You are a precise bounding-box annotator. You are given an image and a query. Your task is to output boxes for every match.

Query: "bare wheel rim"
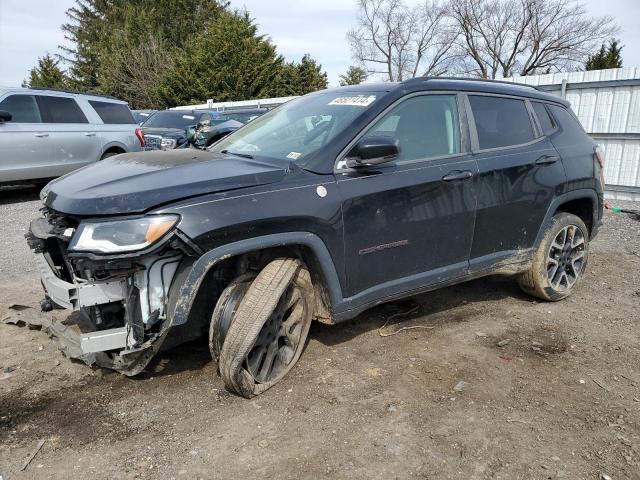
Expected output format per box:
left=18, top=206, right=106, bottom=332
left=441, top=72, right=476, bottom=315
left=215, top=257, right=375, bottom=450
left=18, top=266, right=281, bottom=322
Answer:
left=546, top=224, right=586, bottom=291
left=245, top=284, right=306, bottom=384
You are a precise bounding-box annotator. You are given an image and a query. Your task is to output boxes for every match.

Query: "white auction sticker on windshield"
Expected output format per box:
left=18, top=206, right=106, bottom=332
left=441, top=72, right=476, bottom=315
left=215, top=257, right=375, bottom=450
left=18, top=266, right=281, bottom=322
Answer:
left=287, top=151, right=302, bottom=160
left=182, top=115, right=195, bottom=120
left=328, top=95, right=376, bottom=107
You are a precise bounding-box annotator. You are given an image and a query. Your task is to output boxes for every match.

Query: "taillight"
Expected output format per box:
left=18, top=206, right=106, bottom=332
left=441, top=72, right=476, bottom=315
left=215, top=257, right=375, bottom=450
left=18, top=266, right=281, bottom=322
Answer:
left=135, top=128, right=145, bottom=148
left=594, top=145, right=605, bottom=188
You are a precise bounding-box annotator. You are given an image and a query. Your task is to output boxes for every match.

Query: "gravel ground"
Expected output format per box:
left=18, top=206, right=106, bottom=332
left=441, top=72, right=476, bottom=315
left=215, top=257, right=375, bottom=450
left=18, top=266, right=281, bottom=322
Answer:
left=1, top=186, right=639, bottom=480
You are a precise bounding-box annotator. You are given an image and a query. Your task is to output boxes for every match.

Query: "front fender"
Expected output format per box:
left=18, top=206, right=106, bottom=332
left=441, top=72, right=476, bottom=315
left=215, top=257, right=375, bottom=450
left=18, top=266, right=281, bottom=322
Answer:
left=168, top=232, right=343, bottom=326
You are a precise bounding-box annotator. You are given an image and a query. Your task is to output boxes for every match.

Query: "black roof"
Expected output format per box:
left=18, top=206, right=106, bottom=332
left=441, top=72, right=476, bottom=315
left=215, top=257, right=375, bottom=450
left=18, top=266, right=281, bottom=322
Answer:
left=329, top=77, right=569, bottom=106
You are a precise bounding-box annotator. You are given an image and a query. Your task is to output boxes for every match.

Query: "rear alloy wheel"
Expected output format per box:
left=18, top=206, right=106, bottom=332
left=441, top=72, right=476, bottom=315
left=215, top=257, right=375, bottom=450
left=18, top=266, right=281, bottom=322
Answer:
left=217, top=259, right=313, bottom=397
left=518, top=212, right=589, bottom=301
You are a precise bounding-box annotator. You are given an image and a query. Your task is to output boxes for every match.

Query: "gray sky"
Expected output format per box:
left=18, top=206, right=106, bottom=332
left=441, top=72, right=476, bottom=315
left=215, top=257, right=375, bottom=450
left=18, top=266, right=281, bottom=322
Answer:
left=1, top=0, right=639, bottom=88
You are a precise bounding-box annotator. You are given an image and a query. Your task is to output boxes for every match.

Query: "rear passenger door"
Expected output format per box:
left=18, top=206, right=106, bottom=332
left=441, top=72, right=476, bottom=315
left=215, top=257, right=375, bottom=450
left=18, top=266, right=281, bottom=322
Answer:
left=466, top=94, right=566, bottom=271
left=0, top=93, right=51, bottom=182
left=36, top=95, right=101, bottom=176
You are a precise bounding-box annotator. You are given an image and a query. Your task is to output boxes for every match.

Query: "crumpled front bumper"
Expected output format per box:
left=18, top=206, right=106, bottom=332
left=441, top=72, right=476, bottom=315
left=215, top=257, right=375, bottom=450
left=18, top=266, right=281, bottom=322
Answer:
left=36, top=254, right=127, bottom=311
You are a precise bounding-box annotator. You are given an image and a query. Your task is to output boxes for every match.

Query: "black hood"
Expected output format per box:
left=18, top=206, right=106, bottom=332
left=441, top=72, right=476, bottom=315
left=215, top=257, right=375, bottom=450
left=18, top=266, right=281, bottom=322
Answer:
left=42, top=149, right=289, bottom=216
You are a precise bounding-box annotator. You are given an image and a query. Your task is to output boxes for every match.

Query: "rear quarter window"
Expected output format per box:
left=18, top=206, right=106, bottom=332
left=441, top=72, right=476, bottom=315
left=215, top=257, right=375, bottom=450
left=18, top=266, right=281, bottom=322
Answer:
left=547, top=105, right=587, bottom=137
left=469, top=95, right=535, bottom=150
left=89, top=100, right=136, bottom=124
left=532, top=102, right=556, bottom=135
left=37, top=95, right=88, bottom=124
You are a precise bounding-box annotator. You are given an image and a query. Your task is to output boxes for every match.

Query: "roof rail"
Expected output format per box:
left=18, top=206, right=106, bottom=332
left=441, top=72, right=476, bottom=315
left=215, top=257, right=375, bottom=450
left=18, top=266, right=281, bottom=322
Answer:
left=27, top=86, right=122, bottom=101
left=404, top=76, right=540, bottom=91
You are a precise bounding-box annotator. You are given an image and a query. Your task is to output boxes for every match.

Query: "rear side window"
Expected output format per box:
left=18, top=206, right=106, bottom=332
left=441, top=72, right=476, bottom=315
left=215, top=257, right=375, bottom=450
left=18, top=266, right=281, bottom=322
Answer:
left=469, top=95, right=535, bottom=150
left=0, top=95, right=41, bottom=123
left=37, top=96, right=88, bottom=124
left=532, top=102, right=556, bottom=135
left=89, top=100, right=135, bottom=124
left=547, top=105, right=587, bottom=137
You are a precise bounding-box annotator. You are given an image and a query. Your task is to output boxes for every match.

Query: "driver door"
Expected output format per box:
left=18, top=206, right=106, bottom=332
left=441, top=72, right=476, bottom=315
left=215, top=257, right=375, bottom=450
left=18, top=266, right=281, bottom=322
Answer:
left=336, top=93, right=478, bottom=299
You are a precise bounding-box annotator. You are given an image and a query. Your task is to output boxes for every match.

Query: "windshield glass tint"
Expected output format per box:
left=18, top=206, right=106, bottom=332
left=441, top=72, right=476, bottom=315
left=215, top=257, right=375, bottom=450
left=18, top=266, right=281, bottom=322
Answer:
left=210, top=92, right=378, bottom=162
left=142, top=111, right=197, bottom=129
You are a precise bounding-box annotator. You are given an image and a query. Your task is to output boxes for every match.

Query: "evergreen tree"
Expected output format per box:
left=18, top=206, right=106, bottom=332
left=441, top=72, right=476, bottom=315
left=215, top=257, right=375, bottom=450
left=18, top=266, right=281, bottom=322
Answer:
left=23, top=54, right=69, bottom=89
left=585, top=39, right=623, bottom=70
left=296, top=54, right=328, bottom=94
left=339, top=66, right=368, bottom=86
left=159, top=11, right=286, bottom=105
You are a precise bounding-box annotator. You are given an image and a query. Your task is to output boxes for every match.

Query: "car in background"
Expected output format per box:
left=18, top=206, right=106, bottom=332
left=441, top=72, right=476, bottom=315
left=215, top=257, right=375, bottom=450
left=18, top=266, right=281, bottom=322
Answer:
left=132, top=109, right=157, bottom=125
left=0, top=87, right=143, bottom=184
left=188, top=108, right=268, bottom=149
left=141, top=110, right=218, bottom=150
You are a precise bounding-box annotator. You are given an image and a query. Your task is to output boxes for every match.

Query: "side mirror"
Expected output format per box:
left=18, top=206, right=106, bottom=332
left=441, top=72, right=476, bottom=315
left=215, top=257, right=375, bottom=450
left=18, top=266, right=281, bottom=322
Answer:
left=0, top=110, right=12, bottom=123
left=346, top=136, right=399, bottom=168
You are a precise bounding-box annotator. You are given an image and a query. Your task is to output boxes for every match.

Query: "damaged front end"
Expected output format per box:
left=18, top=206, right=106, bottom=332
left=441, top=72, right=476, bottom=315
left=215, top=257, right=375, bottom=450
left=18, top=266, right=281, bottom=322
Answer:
left=25, top=208, right=200, bottom=375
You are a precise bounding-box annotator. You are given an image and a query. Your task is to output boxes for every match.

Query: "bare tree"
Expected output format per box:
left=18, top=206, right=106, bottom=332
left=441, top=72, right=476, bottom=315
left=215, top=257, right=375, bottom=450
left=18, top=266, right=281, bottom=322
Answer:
left=450, top=0, right=618, bottom=78
left=347, top=0, right=457, bottom=82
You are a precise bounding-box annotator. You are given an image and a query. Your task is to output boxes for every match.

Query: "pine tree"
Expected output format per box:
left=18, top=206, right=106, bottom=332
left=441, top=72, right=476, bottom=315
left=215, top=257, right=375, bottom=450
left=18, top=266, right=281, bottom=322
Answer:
left=339, top=66, right=368, bottom=86
left=159, top=11, right=286, bottom=105
left=585, top=39, right=623, bottom=71
left=296, top=54, right=328, bottom=94
left=23, top=54, right=69, bottom=89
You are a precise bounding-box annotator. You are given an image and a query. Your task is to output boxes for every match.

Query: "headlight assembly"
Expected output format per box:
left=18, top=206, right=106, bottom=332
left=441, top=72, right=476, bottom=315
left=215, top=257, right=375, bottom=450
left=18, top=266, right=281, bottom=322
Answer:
left=69, top=215, right=179, bottom=253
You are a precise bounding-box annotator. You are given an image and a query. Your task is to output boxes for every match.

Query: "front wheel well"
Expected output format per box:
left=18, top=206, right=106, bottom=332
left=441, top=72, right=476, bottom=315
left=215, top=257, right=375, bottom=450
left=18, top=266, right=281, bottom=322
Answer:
left=179, top=244, right=335, bottom=331
left=554, top=197, right=594, bottom=235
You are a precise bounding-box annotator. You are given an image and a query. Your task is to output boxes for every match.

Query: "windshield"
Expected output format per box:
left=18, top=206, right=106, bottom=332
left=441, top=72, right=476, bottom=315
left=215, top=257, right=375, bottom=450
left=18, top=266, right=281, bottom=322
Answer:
left=142, top=111, right=198, bottom=129
left=209, top=92, right=378, bottom=162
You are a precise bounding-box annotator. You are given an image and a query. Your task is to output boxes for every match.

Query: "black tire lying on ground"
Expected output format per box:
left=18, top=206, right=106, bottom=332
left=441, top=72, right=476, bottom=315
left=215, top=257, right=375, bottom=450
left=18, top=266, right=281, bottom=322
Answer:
left=217, top=258, right=313, bottom=398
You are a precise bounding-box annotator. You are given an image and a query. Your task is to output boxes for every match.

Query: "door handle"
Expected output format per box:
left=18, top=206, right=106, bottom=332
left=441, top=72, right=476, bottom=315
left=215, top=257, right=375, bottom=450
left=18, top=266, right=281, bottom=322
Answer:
left=442, top=170, right=473, bottom=182
left=34, top=133, right=49, bottom=138
left=535, top=154, right=559, bottom=165
left=84, top=132, right=96, bottom=137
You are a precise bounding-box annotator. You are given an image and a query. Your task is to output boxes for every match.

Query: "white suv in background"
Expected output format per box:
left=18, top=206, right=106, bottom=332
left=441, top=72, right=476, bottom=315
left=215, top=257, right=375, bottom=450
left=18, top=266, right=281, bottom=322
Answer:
left=0, top=87, right=144, bottom=184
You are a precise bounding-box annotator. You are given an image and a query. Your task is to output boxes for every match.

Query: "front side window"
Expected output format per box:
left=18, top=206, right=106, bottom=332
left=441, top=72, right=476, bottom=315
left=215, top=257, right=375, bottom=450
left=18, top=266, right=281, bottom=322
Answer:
left=0, top=95, right=41, bottom=123
left=360, top=94, right=460, bottom=163
left=89, top=100, right=135, bottom=124
left=37, top=96, right=88, bottom=124
left=469, top=95, right=534, bottom=150
left=210, top=92, right=380, bottom=162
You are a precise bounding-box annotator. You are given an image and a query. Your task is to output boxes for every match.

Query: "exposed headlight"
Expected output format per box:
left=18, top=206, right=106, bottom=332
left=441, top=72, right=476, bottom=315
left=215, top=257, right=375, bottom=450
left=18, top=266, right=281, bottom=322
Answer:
left=161, top=138, right=177, bottom=150
left=69, top=215, right=179, bottom=253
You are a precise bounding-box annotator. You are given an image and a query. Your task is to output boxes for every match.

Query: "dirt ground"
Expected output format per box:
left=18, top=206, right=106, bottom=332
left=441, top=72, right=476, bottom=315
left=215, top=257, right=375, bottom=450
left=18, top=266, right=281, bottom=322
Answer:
left=1, top=190, right=639, bottom=479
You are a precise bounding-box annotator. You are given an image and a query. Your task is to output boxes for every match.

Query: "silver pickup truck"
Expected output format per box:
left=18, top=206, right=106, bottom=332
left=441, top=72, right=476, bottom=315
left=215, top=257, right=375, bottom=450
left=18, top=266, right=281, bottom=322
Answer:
left=0, top=87, right=144, bottom=184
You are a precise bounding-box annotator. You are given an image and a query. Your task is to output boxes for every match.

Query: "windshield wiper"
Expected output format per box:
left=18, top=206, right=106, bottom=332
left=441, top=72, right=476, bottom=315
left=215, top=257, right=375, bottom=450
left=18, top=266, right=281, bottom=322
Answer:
left=221, top=149, right=254, bottom=159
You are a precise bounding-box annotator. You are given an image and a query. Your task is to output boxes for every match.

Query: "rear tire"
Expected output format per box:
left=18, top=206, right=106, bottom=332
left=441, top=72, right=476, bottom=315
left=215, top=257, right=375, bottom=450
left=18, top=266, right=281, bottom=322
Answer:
left=217, top=258, right=313, bottom=398
left=518, top=212, right=589, bottom=301
left=100, top=151, right=120, bottom=160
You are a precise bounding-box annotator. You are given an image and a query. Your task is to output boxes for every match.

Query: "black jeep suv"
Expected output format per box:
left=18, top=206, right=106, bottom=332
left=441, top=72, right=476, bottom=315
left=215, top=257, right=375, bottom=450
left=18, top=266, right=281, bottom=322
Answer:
left=27, top=78, right=603, bottom=397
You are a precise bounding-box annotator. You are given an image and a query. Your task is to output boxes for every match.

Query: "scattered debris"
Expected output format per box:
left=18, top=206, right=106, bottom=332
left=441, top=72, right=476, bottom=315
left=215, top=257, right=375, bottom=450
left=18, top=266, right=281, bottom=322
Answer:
left=496, top=339, right=511, bottom=347
left=579, top=379, right=586, bottom=384
left=258, top=440, right=269, bottom=448
left=378, top=306, right=435, bottom=337
left=532, top=341, right=544, bottom=348
left=453, top=380, right=467, bottom=392
left=592, top=377, right=611, bottom=392
left=600, top=474, right=612, bottom=480
left=475, top=331, right=488, bottom=338
left=387, top=404, right=397, bottom=412
left=3, top=366, right=15, bottom=374
left=21, top=439, right=46, bottom=471
left=498, top=354, right=513, bottom=361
